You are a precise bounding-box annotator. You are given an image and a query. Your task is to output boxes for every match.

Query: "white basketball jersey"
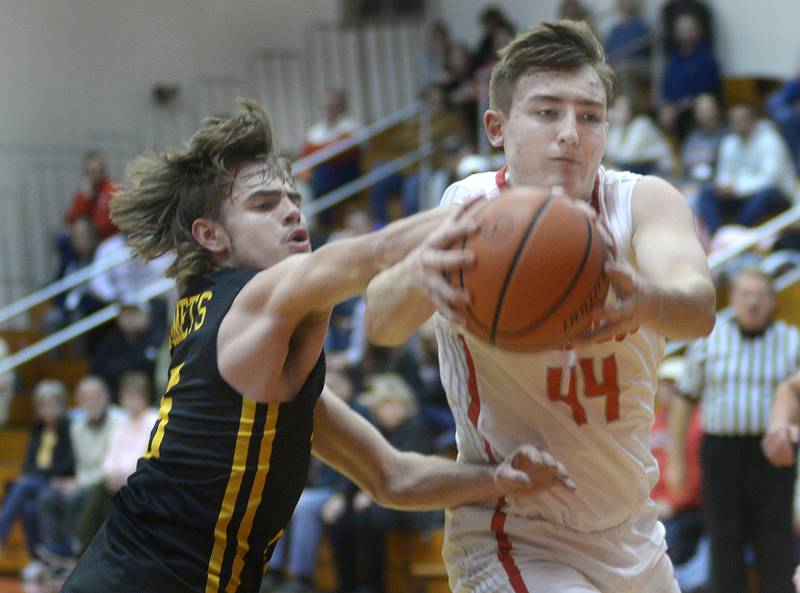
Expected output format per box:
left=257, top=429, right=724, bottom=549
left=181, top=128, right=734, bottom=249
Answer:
left=436, top=166, right=664, bottom=532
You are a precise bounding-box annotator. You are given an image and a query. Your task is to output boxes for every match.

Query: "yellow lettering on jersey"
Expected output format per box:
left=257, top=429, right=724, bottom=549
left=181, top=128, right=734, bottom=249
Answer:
left=205, top=399, right=257, bottom=593
left=226, top=403, right=280, bottom=593
left=195, top=291, right=211, bottom=330
left=169, top=290, right=213, bottom=349
left=144, top=363, right=183, bottom=460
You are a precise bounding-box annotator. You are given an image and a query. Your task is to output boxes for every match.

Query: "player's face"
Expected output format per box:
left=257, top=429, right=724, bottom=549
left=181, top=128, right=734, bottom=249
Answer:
left=485, top=66, right=608, bottom=200
left=221, top=161, right=310, bottom=270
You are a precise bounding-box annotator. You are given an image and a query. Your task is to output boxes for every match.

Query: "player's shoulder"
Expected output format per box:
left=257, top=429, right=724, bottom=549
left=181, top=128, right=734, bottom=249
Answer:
left=440, top=171, right=499, bottom=207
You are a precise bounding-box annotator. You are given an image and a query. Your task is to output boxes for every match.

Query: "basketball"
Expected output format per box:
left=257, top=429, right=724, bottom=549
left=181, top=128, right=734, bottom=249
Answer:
left=451, top=186, right=610, bottom=351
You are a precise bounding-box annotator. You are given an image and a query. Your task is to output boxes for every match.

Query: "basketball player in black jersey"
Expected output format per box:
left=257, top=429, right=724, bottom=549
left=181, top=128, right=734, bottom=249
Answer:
left=60, top=100, right=573, bottom=593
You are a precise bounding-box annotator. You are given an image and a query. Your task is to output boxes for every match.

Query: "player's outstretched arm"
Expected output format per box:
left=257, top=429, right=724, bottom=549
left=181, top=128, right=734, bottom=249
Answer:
left=581, top=176, right=715, bottom=343
left=218, top=204, right=478, bottom=402
left=762, top=371, right=800, bottom=466
left=312, top=387, right=574, bottom=510
left=365, top=195, right=483, bottom=347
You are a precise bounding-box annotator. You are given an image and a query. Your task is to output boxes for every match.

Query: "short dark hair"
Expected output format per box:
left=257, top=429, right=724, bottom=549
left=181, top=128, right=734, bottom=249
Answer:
left=489, top=19, right=616, bottom=114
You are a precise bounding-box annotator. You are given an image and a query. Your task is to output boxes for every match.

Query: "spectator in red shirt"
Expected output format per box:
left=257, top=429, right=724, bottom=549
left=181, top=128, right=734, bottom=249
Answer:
left=66, top=151, right=118, bottom=240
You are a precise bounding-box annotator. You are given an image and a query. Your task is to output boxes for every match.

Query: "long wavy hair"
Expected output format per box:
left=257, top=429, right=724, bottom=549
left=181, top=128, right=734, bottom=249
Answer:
left=111, top=99, right=292, bottom=288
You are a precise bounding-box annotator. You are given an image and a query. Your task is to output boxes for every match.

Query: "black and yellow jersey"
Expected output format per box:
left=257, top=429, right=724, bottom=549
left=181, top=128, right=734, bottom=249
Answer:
left=62, top=267, right=325, bottom=593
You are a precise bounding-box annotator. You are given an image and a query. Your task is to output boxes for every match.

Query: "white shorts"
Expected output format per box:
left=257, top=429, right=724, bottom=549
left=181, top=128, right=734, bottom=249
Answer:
left=443, top=499, right=679, bottom=593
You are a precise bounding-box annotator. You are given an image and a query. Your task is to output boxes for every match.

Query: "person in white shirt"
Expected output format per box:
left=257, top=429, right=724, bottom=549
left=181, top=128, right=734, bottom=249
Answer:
left=695, top=102, right=797, bottom=234
left=365, top=20, right=715, bottom=593
left=605, top=93, right=675, bottom=177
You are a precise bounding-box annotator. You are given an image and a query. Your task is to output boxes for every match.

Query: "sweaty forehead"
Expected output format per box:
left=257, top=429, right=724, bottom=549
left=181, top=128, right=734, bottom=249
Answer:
left=512, top=66, right=607, bottom=106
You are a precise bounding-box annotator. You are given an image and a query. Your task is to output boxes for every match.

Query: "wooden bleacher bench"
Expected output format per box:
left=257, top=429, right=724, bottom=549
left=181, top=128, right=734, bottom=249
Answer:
left=0, top=428, right=29, bottom=575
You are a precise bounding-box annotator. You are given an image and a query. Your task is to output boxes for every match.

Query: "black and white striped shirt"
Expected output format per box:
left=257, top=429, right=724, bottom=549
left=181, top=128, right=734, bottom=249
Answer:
left=678, top=316, right=800, bottom=436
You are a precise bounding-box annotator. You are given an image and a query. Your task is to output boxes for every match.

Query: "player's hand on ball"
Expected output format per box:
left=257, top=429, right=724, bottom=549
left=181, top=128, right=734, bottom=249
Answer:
left=494, top=444, right=576, bottom=495
left=761, top=423, right=799, bottom=467
left=576, top=260, right=651, bottom=345
left=411, top=195, right=484, bottom=323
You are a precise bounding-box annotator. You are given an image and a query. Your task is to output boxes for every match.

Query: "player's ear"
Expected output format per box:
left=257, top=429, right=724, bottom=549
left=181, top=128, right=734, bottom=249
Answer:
left=192, top=218, right=229, bottom=255
left=484, top=109, right=504, bottom=148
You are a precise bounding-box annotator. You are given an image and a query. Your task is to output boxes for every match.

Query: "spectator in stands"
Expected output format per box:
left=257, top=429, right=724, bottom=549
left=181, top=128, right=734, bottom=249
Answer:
left=558, top=0, right=592, bottom=24
left=72, top=371, right=157, bottom=554
left=328, top=374, right=438, bottom=593
left=90, top=299, right=161, bottom=396
left=65, top=151, right=118, bottom=241
left=658, top=11, right=721, bottom=140
left=652, top=358, right=708, bottom=592
left=441, top=43, right=480, bottom=146
left=87, top=230, right=172, bottom=346
left=660, top=0, right=714, bottom=54
left=767, top=66, right=800, bottom=173
left=0, top=380, right=73, bottom=582
left=37, top=376, right=123, bottom=564
left=473, top=6, right=514, bottom=71
left=0, top=337, right=14, bottom=426
left=604, top=0, right=652, bottom=102
left=45, top=217, right=105, bottom=353
left=300, top=89, right=361, bottom=226
left=680, top=93, right=725, bottom=188
left=606, top=93, right=674, bottom=176
left=694, top=103, right=796, bottom=234
left=670, top=267, right=798, bottom=593
left=421, top=21, right=451, bottom=87
left=262, top=369, right=358, bottom=593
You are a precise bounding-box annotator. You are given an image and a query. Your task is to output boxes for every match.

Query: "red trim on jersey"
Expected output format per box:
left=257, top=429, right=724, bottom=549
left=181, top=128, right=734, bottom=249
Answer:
left=494, top=164, right=601, bottom=213
left=458, top=334, right=496, bottom=464
left=491, top=498, right=530, bottom=593
left=457, top=334, right=530, bottom=593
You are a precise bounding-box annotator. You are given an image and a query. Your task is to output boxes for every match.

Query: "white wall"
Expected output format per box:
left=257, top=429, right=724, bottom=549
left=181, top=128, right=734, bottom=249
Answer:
left=0, top=0, right=339, bottom=148
left=433, top=0, right=799, bottom=78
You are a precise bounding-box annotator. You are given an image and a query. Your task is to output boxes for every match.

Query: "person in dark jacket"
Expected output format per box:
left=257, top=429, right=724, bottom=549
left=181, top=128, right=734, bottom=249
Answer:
left=0, top=380, right=74, bottom=580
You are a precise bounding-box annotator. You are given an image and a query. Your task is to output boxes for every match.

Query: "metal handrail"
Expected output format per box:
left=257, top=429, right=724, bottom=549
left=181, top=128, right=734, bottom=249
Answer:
left=0, top=278, right=174, bottom=376
left=0, top=247, right=132, bottom=325
left=0, top=101, right=425, bottom=327
left=292, top=101, right=422, bottom=176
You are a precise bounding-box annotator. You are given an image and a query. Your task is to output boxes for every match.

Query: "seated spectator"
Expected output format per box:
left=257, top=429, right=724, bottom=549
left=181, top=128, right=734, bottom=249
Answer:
left=65, top=150, right=118, bottom=241
left=680, top=93, right=726, bottom=189
left=606, top=93, right=674, bottom=176
left=652, top=358, right=708, bottom=592
left=87, top=230, right=172, bottom=338
left=46, top=217, right=105, bottom=353
left=660, top=0, right=714, bottom=54
left=558, top=0, right=592, bottom=25
left=299, top=89, right=361, bottom=226
left=441, top=43, right=480, bottom=146
left=328, top=374, right=439, bottom=593
left=695, top=103, right=797, bottom=234
left=767, top=66, right=800, bottom=172
left=0, top=380, right=73, bottom=582
left=658, top=11, right=721, bottom=141
left=90, top=300, right=162, bottom=396
left=473, top=5, right=514, bottom=71
left=604, top=0, right=652, bottom=103
left=37, top=376, right=123, bottom=564
left=263, top=369, right=358, bottom=593
left=71, top=371, right=157, bottom=554
left=421, top=21, right=451, bottom=87
left=0, top=337, right=13, bottom=426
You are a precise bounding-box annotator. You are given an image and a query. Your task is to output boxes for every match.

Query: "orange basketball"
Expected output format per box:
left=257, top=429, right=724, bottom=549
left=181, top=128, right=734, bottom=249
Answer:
left=451, top=186, right=609, bottom=351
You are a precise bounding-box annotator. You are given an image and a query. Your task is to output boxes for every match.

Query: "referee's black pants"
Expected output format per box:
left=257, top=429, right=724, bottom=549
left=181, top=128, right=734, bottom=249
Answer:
left=701, top=434, right=796, bottom=593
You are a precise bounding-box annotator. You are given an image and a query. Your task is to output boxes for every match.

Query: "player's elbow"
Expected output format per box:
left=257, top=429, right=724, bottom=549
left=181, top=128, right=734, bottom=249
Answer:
left=694, top=283, right=717, bottom=337
left=370, top=451, right=416, bottom=509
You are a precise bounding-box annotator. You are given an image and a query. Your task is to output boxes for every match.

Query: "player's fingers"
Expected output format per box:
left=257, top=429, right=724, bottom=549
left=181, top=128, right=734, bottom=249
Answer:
left=456, top=193, right=487, bottom=218
left=495, top=466, right=532, bottom=489
left=604, top=261, right=636, bottom=294
left=421, top=248, right=476, bottom=273
left=429, top=218, right=479, bottom=249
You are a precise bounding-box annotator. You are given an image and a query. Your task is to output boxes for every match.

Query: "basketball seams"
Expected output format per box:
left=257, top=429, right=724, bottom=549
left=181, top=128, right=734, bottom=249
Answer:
left=488, top=196, right=554, bottom=345
left=495, top=213, right=595, bottom=341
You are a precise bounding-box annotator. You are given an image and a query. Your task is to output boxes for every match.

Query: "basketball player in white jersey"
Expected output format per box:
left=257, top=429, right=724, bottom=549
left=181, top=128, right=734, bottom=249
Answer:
left=364, top=20, right=715, bottom=593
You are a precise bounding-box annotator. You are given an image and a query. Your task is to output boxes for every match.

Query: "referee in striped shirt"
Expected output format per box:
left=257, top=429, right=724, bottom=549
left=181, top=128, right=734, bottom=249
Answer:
left=669, top=267, right=798, bottom=593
